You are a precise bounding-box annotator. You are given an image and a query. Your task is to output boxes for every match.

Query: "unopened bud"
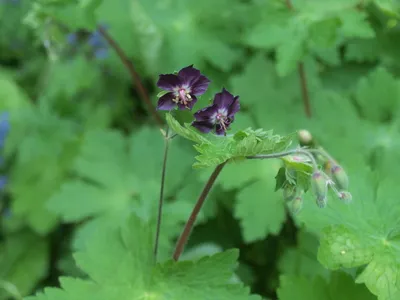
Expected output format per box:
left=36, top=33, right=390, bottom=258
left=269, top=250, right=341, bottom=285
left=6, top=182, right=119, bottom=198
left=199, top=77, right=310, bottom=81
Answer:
left=337, top=191, right=352, bottom=204
left=291, top=195, right=303, bottom=215
left=283, top=184, right=296, bottom=202
left=330, top=164, right=349, bottom=190
left=298, top=129, right=313, bottom=146
left=311, top=171, right=328, bottom=208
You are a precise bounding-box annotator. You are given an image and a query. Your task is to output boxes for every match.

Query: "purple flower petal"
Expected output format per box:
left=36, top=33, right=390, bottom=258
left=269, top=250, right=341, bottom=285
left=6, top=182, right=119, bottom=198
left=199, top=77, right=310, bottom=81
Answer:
left=213, top=88, right=236, bottom=109
left=177, top=95, right=198, bottom=110
left=191, top=75, right=211, bottom=96
left=157, top=92, right=177, bottom=110
left=193, top=105, right=218, bottom=122
left=157, top=74, right=181, bottom=91
left=178, top=65, right=201, bottom=86
left=192, top=121, right=214, bottom=133
left=228, top=96, right=240, bottom=118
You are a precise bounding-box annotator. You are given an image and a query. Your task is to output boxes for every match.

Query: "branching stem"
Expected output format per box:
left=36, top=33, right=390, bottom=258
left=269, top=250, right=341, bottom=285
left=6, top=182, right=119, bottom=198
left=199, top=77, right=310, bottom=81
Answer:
left=246, top=148, right=318, bottom=170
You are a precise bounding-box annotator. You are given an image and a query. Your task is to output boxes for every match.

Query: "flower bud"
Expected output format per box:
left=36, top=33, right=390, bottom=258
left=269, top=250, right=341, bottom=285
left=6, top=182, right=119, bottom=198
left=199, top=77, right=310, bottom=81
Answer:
left=291, top=195, right=303, bottom=215
left=311, top=171, right=328, bottom=208
left=298, top=129, right=313, bottom=146
left=330, top=164, right=349, bottom=190
left=283, top=184, right=296, bottom=202
left=337, top=191, right=352, bottom=204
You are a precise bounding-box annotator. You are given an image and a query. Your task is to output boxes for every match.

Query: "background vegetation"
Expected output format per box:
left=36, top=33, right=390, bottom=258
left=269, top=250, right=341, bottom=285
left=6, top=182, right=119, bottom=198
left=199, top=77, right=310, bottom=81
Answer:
left=1, top=0, right=400, bottom=299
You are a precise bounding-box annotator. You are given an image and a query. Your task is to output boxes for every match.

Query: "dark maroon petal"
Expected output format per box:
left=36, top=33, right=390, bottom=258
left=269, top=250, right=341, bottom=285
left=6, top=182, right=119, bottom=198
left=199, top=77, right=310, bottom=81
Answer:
left=191, top=75, right=211, bottom=95
left=215, top=124, right=226, bottom=135
left=157, top=74, right=181, bottom=91
left=192, top=121, right=214, bottom=133
left=157, top=92, right=176, bottom=110
left=193, top=104, right=218, bottom=122
left=213, top=88, right=235, bottom=109
left=228, top=96, right=240, bottom=118
left=178, top=65, right=201, bottom=87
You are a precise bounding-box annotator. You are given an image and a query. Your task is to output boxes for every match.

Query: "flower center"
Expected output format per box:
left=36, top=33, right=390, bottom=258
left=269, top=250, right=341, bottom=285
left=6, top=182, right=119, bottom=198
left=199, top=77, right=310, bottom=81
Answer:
left=215, top=110, right=231, bottom=134
left=174, top=88, right=192, bottom=107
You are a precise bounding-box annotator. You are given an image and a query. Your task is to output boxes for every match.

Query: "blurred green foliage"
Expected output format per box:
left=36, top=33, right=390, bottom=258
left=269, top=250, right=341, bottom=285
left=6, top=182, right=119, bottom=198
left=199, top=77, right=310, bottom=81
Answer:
left=1, top=0, right=400, bottom=299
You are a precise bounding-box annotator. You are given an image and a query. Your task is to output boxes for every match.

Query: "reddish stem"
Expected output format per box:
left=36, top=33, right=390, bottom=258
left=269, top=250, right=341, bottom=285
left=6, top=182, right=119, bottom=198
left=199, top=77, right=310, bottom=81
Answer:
left=97, top=26, right=164, bottom=127
left=297, top=63, right=311, bottom=118
left=284, top=0, right=312, bottom=118
left=173, top=162, right=226, bottom=261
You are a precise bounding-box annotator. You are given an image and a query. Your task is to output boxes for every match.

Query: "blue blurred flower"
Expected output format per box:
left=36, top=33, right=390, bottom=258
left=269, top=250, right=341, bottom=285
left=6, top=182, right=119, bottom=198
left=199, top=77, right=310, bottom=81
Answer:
left=66, top=32, right=78, bottom=45
left=0, top=112, right=9, bottom=192
left=65, top=24, right=110, bottom=60
left=0, top=112, right=10, bottom=149
left=94, top=47, right=108, bottom=60
left=0, top=176, right=6, bottom=190
left=87, top=25, right=109, bottom=60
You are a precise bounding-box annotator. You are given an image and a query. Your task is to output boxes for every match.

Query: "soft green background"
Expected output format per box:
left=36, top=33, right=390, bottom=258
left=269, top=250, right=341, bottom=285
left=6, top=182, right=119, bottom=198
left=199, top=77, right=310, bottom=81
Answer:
left=1, top=0, right=400, bottom=299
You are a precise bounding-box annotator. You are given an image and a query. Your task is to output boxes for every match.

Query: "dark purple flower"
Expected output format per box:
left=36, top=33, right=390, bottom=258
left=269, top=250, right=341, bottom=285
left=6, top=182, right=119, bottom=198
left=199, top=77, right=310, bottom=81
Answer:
left=156, top=65, right=210, bottom=110
left=192, top=88, right=240, bottom=136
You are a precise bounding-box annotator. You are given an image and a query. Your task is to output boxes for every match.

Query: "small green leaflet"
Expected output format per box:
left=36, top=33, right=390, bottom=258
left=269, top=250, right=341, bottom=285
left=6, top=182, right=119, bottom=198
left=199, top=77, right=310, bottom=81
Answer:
left=166, top=113, right=295, bottom=168
left=26, top=215, right=261, bottom=300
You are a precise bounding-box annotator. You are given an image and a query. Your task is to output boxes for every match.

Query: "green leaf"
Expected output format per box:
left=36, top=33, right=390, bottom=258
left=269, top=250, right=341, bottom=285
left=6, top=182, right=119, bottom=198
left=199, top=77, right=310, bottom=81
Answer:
left=339, top=10, right=375, bottom=39
left=9, top=107, right=79, bottom=234
left=354, top=67, right=400, bottom=123
left=27, top=216, right=260, bottom=300
left=345, top=39, right=380, bottom=62
left=235, top=179, right=286, bottom=243
left=230, top=54, right=276, bottom=106
left=297, top=169, right=400, bottom=299
left=276, top=21, right=308, bottom=77
left=0, top=70, right=31, bottom=111
left=277, top=272, right=376, bottom=300
left=130, top=0, right=243, bottom=72
left=278, top=230, right=330, bottom=280
left=47, top=126, right=195, bottom=260
left=0, top=231, right=49, bottom=298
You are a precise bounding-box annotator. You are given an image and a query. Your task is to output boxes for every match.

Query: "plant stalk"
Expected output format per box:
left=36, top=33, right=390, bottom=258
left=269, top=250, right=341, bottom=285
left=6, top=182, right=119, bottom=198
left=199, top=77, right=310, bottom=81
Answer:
left=172, top=162, right=227, bottom=261
left=153, top=127, right=170, bottom=260
left=283, top=0, right=312, bottom=118
left=97, top=26, right=164, bottom=127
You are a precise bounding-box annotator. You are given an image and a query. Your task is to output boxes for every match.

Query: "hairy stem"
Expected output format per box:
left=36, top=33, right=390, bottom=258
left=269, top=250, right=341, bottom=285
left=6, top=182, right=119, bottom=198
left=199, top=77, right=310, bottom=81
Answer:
left=153, top=127, right=170, bottom=260
left=246, top=149, right=318, bottom=170
left=283, top=1, right=312, bottom=118
left=173, top=162, right=227, bottom=261
left=97, top=26, right=164, bottom=127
